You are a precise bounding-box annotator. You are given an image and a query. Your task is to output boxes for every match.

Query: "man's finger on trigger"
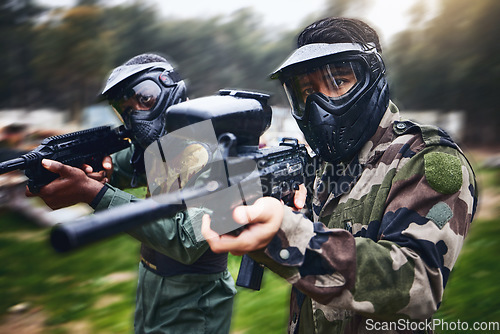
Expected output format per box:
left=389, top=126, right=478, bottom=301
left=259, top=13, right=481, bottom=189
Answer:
left=25, top=186, right=35, bottom=197
left=202, top=214, right=252, bottom=254
left=294, top=195, right=304, bottom=210
left=238, top=197, right=274, bottom=224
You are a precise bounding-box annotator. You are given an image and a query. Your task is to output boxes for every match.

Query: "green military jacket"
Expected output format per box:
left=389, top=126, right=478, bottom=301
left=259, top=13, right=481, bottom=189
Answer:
left=93, top=147, right=236, bottom=334
left=251, top=102, right=477, bottom=334
left=94, top=147, right=210, bottom=262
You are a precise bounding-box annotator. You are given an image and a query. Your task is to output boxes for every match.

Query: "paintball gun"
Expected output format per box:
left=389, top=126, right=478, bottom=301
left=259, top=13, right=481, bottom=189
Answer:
left=0, top=125, right=131, bottom=193
left=49, top=90, right=316, bottom=290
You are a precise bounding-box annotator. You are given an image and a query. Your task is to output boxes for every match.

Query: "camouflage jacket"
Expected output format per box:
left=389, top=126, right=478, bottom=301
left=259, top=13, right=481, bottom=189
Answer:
left=251, top=101, right=478, bottom=334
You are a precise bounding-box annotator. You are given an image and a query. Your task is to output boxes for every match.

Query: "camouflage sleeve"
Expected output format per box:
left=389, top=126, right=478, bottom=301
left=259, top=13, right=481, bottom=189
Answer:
left=352, top=145, right=476, bottom=320
left=249, top=207, right=357, bottom=304
left=251, top=144, right=476, bottom=320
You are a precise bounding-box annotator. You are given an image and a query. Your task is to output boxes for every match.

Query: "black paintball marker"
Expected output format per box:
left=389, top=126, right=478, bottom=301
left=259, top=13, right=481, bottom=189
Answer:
left=0, top=125, right=131, bottom=193
left=50, top=90, right=316, bottom=290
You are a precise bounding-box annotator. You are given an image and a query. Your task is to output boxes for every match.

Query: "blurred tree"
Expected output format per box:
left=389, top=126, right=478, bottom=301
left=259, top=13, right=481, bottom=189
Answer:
left=31, top=5, right=114, bottom=122
left=154, top=8, right=298, bottom=105
left=387, top=0, right=500, bottom=145
left=9, top=0, right=498, bottom=142
left=324, top=0, right=372, bottom=17
left=2, top=1, right=302, bottom=121
left=0, top=0, right=45, bottom=108
left=100, top=2, right=163, bottom=65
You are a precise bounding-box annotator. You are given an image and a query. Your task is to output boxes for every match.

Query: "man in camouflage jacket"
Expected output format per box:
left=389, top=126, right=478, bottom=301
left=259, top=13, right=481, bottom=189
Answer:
left=202, top=17, right=478, bottom=334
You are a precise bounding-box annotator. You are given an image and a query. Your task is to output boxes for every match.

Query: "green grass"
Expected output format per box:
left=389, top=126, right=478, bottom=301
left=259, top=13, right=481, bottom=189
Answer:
left=478, top=167, right=500, bottom=188
left=0, top=210, right=139, bottom=333
left=434, top=217, right=500, bottom=333
left=228, top=256, right=289, bottom=334
left=0, top=209, right=290, bottom=333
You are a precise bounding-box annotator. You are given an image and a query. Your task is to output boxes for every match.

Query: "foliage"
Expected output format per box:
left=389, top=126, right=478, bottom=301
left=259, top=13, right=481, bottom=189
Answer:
left=0, top=1, right=296, bottom=113
left=387, top=0, right=500, bottom=145
left=2, top=0, right=500, bottom=144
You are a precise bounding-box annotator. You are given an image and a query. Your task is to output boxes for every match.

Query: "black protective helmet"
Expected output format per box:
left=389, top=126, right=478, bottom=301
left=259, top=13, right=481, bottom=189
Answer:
left=101, top=56, right=187, bottom=149
left=271, top=43, right=389, bottom=163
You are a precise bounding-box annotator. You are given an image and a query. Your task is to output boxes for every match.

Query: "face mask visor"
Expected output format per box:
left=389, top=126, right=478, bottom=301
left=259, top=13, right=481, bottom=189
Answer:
left=282, top=60, right=365, bottom=120
left=109, top=79, right=162, bottom=127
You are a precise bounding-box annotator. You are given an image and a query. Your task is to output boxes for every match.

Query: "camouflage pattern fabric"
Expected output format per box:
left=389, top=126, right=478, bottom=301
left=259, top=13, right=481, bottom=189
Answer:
left=250, top=101, right=478, bottom=334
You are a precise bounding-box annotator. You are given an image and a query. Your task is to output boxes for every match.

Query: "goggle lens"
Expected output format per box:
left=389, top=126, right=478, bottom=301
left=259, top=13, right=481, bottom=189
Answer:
left=284, top=61, right=363, bottom=119
left=110, top=80, right=161, bottom=117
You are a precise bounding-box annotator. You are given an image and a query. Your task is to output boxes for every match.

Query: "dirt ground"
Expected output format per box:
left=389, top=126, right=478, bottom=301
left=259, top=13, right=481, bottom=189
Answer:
left=0, top=306, right=48, bottom=334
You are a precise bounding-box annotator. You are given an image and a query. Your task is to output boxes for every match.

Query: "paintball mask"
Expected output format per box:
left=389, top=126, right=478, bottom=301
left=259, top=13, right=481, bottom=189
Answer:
left=271, top=43, right=389, bottom=163
left=101, top=61, right=187, bottom=149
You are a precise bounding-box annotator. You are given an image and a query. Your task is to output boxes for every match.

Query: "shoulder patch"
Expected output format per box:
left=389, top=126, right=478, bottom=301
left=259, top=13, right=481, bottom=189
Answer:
left=424, top=152, right=462, bottom=194
left=426, top=202, right=453, bottom=229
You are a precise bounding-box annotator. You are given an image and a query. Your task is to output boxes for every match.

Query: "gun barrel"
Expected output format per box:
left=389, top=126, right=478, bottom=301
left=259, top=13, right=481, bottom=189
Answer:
left=51, top=196, right=184, bottom=252
left=50, top=185, right=216, bottom=252
left=0, top=157, right=26, bottom=174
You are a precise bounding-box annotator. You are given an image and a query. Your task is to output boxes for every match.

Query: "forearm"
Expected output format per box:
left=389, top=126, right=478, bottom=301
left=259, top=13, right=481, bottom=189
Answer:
left=250, top=207, right=356, bottom=303
left=349, top=237, right=442, bottom=320
left=250, top=208, right=442, bottom=321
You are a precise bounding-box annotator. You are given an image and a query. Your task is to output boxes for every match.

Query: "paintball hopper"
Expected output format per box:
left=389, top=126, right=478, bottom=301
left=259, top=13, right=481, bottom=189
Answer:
left=165, top=89, right=272, bottom=146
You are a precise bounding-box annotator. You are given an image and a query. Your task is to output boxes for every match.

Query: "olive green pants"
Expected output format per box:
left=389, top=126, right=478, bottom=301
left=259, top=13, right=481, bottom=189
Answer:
left=134, top=264, right=236, bottom=334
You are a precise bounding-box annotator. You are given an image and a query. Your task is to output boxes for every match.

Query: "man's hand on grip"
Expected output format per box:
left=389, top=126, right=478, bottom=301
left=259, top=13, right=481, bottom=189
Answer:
left=25, top=159, right=105, bottom=209
left=202, top=197, right=284, bottom=256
